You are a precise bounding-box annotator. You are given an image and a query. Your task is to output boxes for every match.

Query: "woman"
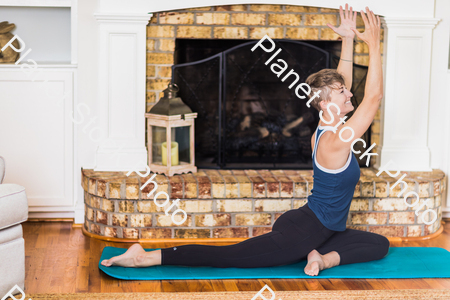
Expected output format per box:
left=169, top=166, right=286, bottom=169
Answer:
left=101, top=4, right=389, bottom=276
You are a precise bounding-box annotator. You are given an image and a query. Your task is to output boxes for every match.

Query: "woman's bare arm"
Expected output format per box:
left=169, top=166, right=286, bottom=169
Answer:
left=337, top=37, right=354, bottom=90
left=327, top=3, right=357, bottom=90
left=330, top=6, right=383, bottom=151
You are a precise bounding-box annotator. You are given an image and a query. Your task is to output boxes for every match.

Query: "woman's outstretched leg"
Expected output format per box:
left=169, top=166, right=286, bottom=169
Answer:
left=101, top=204, right=334, bottom=270
left=100, top=230, right=293, bottom=269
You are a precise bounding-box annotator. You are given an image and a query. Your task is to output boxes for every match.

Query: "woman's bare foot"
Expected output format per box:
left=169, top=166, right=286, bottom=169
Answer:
left=101, top=244, right=150, bottom=267
left=304, top=249, right=340, bottom=276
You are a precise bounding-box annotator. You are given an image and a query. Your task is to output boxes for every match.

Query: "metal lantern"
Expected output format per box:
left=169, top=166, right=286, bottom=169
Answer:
left=145, top=83, right=197, bottom=176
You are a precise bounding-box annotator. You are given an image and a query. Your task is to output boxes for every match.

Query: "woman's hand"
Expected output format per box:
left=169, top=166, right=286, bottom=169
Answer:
left=326, top=3, right=357, bottom=39
left=350, top=7, right=381, bottom=49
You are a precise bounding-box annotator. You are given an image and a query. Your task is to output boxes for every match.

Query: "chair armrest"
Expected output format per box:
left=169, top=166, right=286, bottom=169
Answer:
left=0, top=156, right=4, bottom=184
left=0, top=184, right=28, bottom=230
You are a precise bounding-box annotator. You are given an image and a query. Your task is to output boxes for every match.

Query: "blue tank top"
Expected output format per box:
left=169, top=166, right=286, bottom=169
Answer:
left=307, top=125, right=361, bottom=231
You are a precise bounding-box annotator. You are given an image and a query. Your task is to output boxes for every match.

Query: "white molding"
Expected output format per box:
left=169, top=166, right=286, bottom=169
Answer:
left=71, top=0, right=78, bottom=65
left=446, top=70, right=450, bottom=208
left=74, top=185, right=85, bottom=224
left=28, top=212, right=75, bottom=219
left=94, top=12, right=152, bottom=171
left=72, top=65, right=83, bottom=224
left=0, top=0, right=71, bottom=7
left=94, top=13, right=152, bottom=23
left=374, top=16, right=436, bottom=171
left=442, top=207, right=450, bottom=220
left=0, top=69, right=75, bottom=208
left=28, top=206, right=76, bottom=212
left=382, top=17, right=440, bottom=27
left=0, top=64, right=77, bottom=69
left=96, top=0, right=436, bottom=18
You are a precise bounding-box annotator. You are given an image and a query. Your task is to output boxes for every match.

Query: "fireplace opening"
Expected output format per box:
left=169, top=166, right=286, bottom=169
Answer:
left=171, top=39, right=369, bottom=169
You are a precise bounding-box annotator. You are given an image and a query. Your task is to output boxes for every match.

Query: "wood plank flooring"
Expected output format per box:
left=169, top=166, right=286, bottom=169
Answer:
left=22, top=221, right=450, bottom=294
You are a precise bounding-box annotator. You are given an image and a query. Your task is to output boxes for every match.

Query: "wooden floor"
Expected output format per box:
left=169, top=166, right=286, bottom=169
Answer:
left=23, top=221, right=450, bottom=294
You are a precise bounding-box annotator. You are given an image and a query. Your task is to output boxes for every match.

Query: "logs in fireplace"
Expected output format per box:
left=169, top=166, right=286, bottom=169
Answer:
left=172, top=39, right=369, bottom=169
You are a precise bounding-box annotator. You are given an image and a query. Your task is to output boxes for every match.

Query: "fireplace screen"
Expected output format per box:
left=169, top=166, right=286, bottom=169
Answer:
left=172, top=39, right=368, bottom=169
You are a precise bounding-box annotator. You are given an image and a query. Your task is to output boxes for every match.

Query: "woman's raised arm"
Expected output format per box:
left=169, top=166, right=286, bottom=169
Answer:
left=329, top=7, right=383, bottom=151
left=327, top=3, right=357, bottom=90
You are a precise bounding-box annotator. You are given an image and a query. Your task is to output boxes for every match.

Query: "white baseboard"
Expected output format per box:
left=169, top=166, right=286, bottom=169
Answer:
left=26, top=204, right=84, bottom=222
left=28, top=206, right=76, bottom=212
left=28, top=205, right=76, bottom=217
left=442, top=207, right=450, bottom=219
left=28, top=211, right=75, bottom=219
left=74, top=204, right=85, bottom=224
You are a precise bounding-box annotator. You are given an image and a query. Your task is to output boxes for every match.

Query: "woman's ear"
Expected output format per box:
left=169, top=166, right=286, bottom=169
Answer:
left=319, top=100, right=326, bottom=111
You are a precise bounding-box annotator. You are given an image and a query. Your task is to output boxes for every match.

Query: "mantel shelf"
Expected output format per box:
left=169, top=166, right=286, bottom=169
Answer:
left=0, top=0, right=71, bottom=7
left=0, top=63, right=77, bottom=68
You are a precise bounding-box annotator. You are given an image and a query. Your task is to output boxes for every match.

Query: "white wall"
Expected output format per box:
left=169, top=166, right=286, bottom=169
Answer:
left=446, top=68, right=450, bottom=216
left=76, top=0, right=99, bottom=170
left=0, top=6, right=71, bottom=63
left=73, top=0, right=100, bottom=222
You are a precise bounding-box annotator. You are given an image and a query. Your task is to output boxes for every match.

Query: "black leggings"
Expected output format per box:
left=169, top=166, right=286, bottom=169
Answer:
left=161, top=203, right=390, bottom=268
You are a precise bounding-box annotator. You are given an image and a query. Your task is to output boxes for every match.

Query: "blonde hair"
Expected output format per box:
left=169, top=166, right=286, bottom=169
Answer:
left=305, top=69, right=346, bottom=112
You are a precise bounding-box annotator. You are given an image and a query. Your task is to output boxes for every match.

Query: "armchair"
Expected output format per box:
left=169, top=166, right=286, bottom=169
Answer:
left=0, top=156, right=28, bottom=296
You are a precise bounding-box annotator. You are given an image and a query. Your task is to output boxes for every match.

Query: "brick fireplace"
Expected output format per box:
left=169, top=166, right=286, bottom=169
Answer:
left=83, top=3, right=445, bottom=241
left=145, top=4, right=383, bottom=167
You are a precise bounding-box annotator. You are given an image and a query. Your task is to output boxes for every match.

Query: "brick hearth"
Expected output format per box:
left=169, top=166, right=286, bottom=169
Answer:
left=82, top=168, right=445, bottom=240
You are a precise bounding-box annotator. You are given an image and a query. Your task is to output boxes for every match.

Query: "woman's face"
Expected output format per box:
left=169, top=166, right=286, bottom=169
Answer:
left=321, top=82, right=354, bottom=117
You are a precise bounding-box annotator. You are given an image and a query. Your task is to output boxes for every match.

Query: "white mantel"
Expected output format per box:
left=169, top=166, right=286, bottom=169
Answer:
left=98, top=0, right=436, bottom=17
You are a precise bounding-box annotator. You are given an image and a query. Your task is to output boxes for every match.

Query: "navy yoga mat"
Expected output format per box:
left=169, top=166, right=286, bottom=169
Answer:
left=99, top=246, right=450, bottom=280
